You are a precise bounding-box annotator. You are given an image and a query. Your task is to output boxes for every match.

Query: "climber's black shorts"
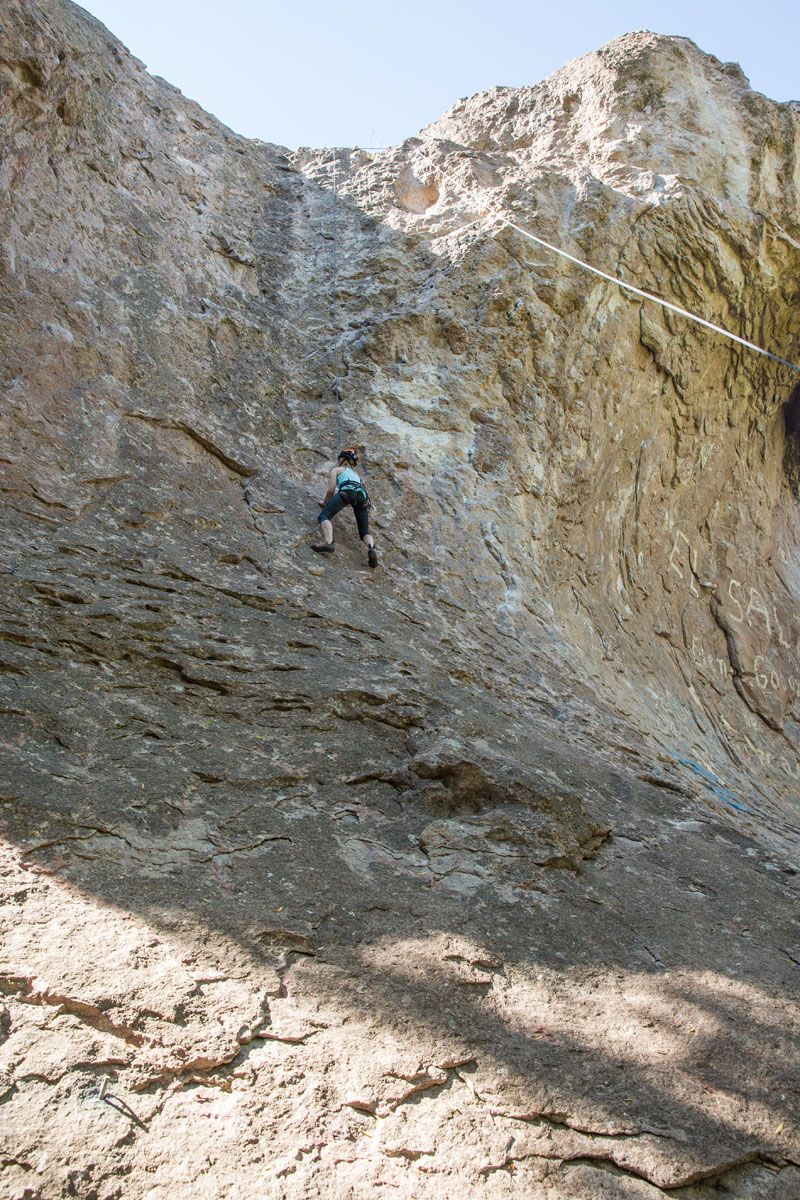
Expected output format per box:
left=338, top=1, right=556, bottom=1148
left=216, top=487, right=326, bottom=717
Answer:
left=318, top=490, right=369, bottom=539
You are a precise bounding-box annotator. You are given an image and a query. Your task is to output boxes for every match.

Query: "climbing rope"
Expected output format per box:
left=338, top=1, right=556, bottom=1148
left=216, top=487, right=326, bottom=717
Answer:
left=490, top=216, right=800, bottom=375
left=327, top=147, right=390, bottom=459
left=323, top=167, right=799, bottom=461
left=330, top=149, right=341, bottom=453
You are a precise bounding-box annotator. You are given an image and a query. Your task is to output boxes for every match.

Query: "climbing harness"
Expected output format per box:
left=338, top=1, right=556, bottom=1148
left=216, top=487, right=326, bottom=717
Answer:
left=487, top=216, right=800, bottom=375
left=334, top=454, right=371, bottom=508
left=337, top=480, right=371, bottom=509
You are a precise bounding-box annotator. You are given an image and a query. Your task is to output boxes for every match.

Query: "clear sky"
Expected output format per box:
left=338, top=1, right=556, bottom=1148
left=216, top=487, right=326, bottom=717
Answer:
left=78, top=0, right=797, bottom=150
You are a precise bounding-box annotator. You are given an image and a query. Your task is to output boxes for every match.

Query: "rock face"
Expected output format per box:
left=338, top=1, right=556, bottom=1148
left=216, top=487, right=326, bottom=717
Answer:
left=1, top=4, right=799, bottom=1197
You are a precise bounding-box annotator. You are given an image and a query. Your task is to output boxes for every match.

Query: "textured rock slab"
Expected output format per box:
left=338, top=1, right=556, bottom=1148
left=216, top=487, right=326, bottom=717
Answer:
left=1, top=2, right=799, bottom=1198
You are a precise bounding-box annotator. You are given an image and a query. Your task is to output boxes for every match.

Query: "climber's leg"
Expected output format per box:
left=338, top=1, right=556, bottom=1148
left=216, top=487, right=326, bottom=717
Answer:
left=313, top=494, right=345, bottom=552
left=354, top=502, right=378, bottom=568
left=312, top=520, right=335, bottom=552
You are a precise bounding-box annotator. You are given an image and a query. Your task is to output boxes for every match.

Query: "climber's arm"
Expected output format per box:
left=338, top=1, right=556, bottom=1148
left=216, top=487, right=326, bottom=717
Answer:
left=320, top=467, right=339, bottom=505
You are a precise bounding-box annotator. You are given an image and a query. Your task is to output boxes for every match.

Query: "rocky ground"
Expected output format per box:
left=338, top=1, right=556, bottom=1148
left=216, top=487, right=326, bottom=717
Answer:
left=1, top=2, right=799, bottom=1197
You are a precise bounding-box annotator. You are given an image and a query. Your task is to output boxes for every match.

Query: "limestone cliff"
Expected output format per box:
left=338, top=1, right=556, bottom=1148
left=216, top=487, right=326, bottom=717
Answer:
left=1, top=3, right=799, bottom=1197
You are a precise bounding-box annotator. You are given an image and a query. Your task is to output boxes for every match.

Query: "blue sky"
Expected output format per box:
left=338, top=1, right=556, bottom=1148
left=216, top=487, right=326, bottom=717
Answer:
left=80, top=0, right=798, bottom=149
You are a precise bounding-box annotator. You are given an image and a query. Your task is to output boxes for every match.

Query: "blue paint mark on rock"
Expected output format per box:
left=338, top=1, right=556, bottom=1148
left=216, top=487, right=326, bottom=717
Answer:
left=676, top=756, right=752, bottom=814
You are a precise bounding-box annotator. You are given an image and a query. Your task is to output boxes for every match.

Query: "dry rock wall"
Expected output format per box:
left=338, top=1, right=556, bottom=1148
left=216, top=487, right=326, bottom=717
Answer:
left=318, top=38, right=800, bottom=842
left=1, top=3, right=799, bottom=1197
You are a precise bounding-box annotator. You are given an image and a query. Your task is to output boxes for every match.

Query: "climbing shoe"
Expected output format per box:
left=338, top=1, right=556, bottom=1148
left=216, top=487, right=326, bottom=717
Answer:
left=368, top=546, right=378, bottom=569
left=312, top=542, right=335, bottom=554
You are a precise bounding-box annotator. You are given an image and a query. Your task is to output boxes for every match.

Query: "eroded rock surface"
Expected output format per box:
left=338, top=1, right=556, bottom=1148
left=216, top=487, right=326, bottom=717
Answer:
left=1, top=3, right=799, bottom=1197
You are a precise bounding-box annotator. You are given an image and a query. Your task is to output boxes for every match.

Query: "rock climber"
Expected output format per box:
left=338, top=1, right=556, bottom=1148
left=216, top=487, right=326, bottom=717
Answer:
left=313, top=447, right=378, bottom=568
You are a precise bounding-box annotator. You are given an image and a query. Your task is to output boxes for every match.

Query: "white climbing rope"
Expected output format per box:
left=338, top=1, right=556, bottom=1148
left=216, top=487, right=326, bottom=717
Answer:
left=485, top=216, right=800, bottom=376
left=331, top=149, right=341, bottom=452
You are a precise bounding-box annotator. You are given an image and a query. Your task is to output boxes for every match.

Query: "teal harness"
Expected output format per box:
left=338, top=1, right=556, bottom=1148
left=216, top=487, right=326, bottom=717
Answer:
left=337, top=480, right=370, bottom=508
